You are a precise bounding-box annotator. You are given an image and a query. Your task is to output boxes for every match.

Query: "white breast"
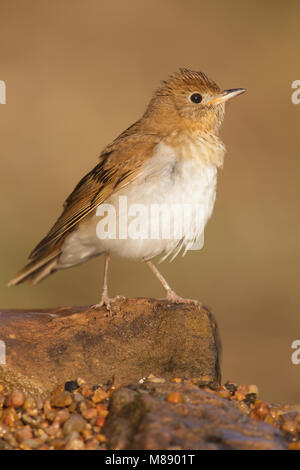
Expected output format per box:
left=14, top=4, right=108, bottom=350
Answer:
left=58, top=142, right=218, bottom=268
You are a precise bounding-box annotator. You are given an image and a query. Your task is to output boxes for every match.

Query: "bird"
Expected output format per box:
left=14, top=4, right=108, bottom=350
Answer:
left=8, top=69, right=246, bottom=308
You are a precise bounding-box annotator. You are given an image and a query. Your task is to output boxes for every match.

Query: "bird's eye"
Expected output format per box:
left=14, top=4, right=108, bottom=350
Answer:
left=190, top=93, right=202, bottom=104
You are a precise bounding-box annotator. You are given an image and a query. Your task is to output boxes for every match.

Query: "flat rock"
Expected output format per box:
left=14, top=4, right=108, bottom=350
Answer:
left=0, top=298, right=221, bottom=397
left=104, top=380, right=287, bottom=450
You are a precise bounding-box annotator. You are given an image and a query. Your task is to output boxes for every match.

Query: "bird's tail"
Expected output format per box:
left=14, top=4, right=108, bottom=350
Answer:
left=8, top=249, right=61, bottom=287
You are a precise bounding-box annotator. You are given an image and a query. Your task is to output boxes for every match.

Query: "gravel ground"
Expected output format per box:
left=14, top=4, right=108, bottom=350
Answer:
left=0, top=376, right=299, bottom=450
left=0, top=378, right=111, bottom=450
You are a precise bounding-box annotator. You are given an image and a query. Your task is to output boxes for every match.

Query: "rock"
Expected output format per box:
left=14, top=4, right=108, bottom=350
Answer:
left=4, top=390, right=24, bottom=408
left=50, top=391, right=73, bottom=408
left=63, top=414, right=87, bottom=435
left=103, top=380, right=287, bottom=450
left=15, top=426, right=33, bottom=442
left=82, top=408, right=98, bottom=420
left=0, top=298, right=221, bottom=397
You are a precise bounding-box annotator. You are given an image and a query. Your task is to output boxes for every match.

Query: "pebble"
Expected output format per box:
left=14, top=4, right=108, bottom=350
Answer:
left=15, top=426, right=33, bottom=442
left=96, top=404, right=109, bottom=417
left=63, top=414, right=87, bottom=435
left=95, top=415, right=105, bottom=427
left=225, top=381, right=238, bottom=395
left=65, top=437, right=85, bottom=450
left=92, top=389, right=109, bottom=403
left=2, top=408, right=18, bottom=427
left=4, top=390, right=25, bottom=408
left=64, top=380, right=79, bottom=392
left=50, top=391, right=73, bottom=408
left=250, top=401, right=270, bottom=421
left=147, top=377, right=166, bottom=384
left=55, top=409, right=70, bottom=424
left=248, top=384, right=259, bottom=396
left=217, top=386, right=231, bottom=399
left=167, top=392, right=183, bottom=404
left=82, top=408, right=98, bottom=420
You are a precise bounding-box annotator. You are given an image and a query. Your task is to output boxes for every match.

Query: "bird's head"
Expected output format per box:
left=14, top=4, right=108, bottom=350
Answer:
left=143, top=68, right=246, bottom=135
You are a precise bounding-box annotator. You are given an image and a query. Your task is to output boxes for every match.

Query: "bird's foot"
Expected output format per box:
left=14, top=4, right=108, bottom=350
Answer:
left=91, top=295, right=126, bottom=312
left=163, top=289, right=201, bottom=307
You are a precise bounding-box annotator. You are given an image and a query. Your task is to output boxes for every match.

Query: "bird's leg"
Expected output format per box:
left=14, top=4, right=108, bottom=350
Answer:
left=100, top=252, right=110, bottom=305
left=145, top=260, right=201, bottom=306
left=92, top=253, right=124, bottom=310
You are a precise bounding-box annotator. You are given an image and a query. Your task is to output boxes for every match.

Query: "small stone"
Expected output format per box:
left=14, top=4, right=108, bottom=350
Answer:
left=85, top=438, right=100, bottom=450
left=51, top=439, right=65, bottom=450
left=243, top=393, right=257, bottom=407
left=19, top=442, right=32, bottom=450
left=237, top=384, right=249, bottom=395
left=3, top=431, right=18, bottom=447
left=225, top=381, right=238, bottom=395
left=81, top=384, right=93, bottom=398
left=2, top=408, right=18, bottom=427
left=167, top=392, right=183, bottom=404
left=147, top=377, right=166, bottom=384
left=248, top=384, right=259, bottom=396
left=95, top=415, right=105, bottom=427
left=43, top=399, right=52, bottom=414
left=22, top=438, right=42, bottom=449
left=217, top=386, right=231, bottom=399
left=96, top=403, right=109, bottom=417
left=15, top=426, right=33, bottom=442
left=21, top=412, right=41, bottom=427
left=81, top=428, right=93, bottom=440
left=82, top=408, right=98, bottom=420
left=54, top=409, right=70, bottom=425
left=76, top=377, right=86, bottom=386
left=51, top=391, right=72, bottom=408
left=4, top=390, right=25, bottom=408
left=235, top=391, right=246, bottom=402
left=65, top=437, right=85, bottom=450
left=45, top=411, right=56, bottom=422
left=73, top=392, right=84, bottom=403
left=64, top=380, right=79, bottom=392
left=251, top=401, right=270, bottom=421
left=45, top=421, right=60, bottom=437
left=92, top=389, right=108, bottom=403
left=63, top=414, right=86, bottom=435
left=0, top=423, right=9, bottom=438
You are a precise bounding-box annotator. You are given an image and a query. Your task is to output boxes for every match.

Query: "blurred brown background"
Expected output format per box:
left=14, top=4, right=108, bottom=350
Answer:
left=1, top=0, right=300, bottom=403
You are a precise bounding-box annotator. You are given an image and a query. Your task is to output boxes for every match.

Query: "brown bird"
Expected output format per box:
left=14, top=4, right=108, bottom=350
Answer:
left=8, top=69, right=245, bottom=307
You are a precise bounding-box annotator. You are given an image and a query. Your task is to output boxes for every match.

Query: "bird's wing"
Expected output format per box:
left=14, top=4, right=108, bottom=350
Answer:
left=29, top=132, right=160, bottom=260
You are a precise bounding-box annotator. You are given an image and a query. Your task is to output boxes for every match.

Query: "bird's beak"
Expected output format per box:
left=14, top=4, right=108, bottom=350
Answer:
left=206, top=88, right=246, bottom=106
